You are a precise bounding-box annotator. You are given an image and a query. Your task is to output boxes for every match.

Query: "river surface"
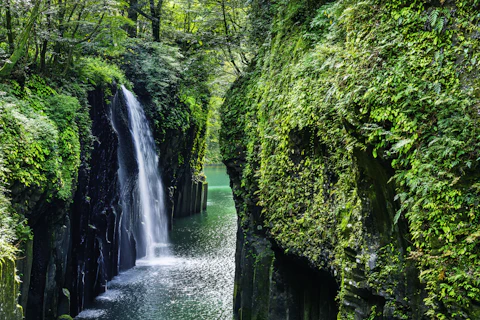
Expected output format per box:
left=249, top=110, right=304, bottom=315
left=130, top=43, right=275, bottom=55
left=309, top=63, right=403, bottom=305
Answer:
left=76, top=166, right=236, bottom=320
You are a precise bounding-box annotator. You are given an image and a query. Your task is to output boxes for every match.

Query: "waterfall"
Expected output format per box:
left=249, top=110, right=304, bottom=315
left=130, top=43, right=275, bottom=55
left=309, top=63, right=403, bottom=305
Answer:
left=114, top=85, right=170, bottom=262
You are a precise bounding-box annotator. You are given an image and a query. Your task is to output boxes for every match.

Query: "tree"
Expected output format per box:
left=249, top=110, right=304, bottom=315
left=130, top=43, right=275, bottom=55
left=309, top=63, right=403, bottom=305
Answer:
left=127, top=0, right=164, bottom=41
left=0, top=0, right=132, bottom=77
left=0, top=0, right=41, bottom=77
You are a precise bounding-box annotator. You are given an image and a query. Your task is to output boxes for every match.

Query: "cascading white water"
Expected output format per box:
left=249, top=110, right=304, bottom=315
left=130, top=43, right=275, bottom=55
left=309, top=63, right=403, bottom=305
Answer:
left=121, top=85, right=170, bottom=259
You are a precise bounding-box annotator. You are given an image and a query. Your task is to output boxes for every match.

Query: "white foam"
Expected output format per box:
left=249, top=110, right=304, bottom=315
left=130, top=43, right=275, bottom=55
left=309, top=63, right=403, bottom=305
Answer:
left=136, top=256, right=178, bottom=267
left=121, top=86, right=171, bottom=259
left=95, top=289, right=122, bottom=302
left=75, top=309, right=106, bottom=319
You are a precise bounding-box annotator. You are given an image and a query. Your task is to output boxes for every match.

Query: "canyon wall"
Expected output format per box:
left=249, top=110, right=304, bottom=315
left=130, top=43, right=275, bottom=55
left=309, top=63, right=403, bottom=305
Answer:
left=221, top=0, right=480, bottom=319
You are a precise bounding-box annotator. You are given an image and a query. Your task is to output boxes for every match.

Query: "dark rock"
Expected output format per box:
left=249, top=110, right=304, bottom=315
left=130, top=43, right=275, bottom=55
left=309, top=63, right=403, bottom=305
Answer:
left=17, top=239, right=33, bottom=312
left=201, top=182, right=208, bottom=211
left=68, top=86, right=123, bottom=315
left=233, top=219, right=339, bottom=320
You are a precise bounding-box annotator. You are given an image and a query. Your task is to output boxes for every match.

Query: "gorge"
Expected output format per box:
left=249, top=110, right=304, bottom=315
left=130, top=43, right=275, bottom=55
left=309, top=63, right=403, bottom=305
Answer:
left=2, top=0, right=480, bottom=320
left=76, top=166, right=235, bottom=320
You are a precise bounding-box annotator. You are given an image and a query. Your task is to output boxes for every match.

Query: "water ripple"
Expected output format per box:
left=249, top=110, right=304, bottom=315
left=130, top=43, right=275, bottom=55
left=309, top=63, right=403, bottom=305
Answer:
left=76, top=166, right=236, bottom=320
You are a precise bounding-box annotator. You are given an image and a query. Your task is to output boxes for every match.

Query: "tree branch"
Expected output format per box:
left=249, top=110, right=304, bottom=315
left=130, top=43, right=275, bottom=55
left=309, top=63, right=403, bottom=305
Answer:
left=74, top=12, right=105, bottom=44
left=131, top=5, right=156, bottom=22
left=220, top=0, right=241, bottom=75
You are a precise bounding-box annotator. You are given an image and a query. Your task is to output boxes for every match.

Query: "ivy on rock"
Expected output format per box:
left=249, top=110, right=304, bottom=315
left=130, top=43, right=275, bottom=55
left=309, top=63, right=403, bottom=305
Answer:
left=221, top=0, right=480, bottom=318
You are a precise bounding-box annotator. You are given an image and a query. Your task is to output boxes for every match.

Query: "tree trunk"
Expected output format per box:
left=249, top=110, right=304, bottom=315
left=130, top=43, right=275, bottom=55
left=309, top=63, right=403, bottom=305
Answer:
left=152, top=19, right=160, bottom=42
left=40, top=40, right=48, bottom=72
left=42, top=0, right=52, bottom=72
left=149, top=0, right=162, bottom=42
left=221, top=0, right=241, bottom=75
left=6, top=0, right=14, bottom=53
left=127, top=0, right=138, bottom=37
left=0, top=0, right=41, bottom=77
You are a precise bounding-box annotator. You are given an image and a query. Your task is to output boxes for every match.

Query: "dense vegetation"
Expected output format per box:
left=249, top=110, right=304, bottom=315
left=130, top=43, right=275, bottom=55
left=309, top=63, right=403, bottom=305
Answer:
left=0, top=0, right=251, bottom=317
left=2, top=0, right=479, bottom=318
left=221, top=0, right=480, bottom=319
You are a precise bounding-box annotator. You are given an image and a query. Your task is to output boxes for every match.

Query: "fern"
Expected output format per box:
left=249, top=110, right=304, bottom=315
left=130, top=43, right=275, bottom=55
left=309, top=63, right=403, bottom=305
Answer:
left=433, top=82, right=441, bottom=94
left=435, top=17, right=445, bottom=33
left=429, top=9, right=439, bottom=29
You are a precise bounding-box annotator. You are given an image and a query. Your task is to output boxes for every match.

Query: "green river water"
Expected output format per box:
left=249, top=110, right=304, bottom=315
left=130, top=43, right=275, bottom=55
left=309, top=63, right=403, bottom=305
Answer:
left=76, top=165, right=236, bottom=320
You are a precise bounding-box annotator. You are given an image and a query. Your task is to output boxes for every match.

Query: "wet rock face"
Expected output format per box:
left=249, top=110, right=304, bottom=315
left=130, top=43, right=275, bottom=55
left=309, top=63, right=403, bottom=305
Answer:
left=6, top=143, right=70, bottom=319
left=224, top=140, right=427, bottom=320
left=21, top=87, right=133, bottom=319
left=21, top=182, right=72, bottom=320
left=269, top=252, right=339, bottom=320
left=68, top=87, right=125, bottom=316
left=224, top=142, right=426, bottom=320
left=226, top=155, right=339, bottom=320
left=174, top=174, right=207, bottom=218
left=0, top=257, right=23, bottom=320
left=233, top=221, right=339, bottom=320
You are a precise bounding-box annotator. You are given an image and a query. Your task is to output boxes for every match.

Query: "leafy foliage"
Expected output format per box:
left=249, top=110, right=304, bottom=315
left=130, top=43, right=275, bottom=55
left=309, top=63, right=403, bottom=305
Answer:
left=2, top=92, right=73, bottom=200
left=77, top=57, right=128, bottom=89
left=0, top=72, right=97, bottom=254
left=221, top=0, right=480, bottom=318
left=205, top=96, right=223, bottom=164
left=0, top=152, right=17, bottom=260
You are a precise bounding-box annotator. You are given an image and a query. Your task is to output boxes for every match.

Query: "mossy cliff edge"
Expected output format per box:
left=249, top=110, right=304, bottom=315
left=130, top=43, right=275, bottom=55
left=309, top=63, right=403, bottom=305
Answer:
left=221, top=0, right=480, bottom=319
left=0, top=48, right=207, bottom=319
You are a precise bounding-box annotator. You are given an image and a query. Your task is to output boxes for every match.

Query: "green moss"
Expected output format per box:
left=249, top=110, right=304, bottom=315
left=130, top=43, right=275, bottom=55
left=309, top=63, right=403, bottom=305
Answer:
left=77, top=57, right=128, bottom=89
left=252, top=246, right=274, bottom=320
left=0, top=81, right=83, bottom=204
left=0, top=256, right=23, bottom=320
left=0, top=73, right=94, bottom=258
left=221, top=0, right=480, bottom=318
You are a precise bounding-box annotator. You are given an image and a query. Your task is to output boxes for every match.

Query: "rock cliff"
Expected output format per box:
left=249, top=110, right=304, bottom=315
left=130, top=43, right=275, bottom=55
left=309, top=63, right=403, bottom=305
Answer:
left=0, top=74, right=206, bottom=319
left=221, top=0, right=480, bottom=319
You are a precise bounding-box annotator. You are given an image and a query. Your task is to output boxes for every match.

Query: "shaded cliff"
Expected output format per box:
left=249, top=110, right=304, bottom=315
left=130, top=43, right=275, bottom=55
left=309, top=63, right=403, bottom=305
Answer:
left=0, top=75, right=89, bottom=319
left=221, top=0, right=480, bottom=319
left=68, top=86, right=123, bottom=315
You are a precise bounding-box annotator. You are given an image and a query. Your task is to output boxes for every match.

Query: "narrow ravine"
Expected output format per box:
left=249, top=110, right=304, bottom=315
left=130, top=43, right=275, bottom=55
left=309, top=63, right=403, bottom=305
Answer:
left=76, top=166, right=236, bottom=319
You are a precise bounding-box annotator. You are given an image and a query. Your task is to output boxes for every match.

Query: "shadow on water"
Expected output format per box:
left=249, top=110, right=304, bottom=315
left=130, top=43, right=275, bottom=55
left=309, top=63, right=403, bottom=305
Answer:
left=76, top=166, right=236, bottom=320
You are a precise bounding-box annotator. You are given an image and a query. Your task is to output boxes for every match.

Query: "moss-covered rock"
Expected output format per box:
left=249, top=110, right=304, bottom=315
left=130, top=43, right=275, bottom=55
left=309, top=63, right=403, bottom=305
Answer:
left=221, top=0, right=480, bottom=318
left=0, top=256, right=23, bottom=320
